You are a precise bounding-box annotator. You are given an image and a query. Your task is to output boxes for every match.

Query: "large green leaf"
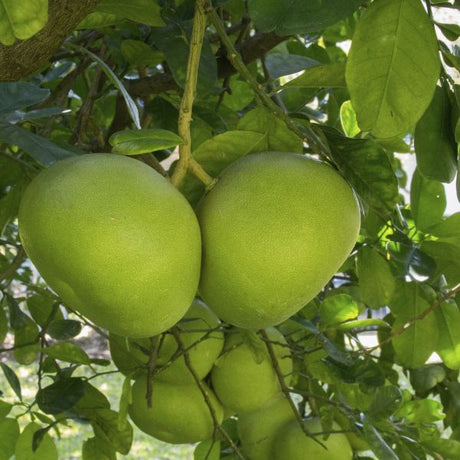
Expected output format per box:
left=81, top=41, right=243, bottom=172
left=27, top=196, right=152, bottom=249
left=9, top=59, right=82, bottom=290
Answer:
left=435, top=302, right=460, bottom=370
left=0, top=417, right=19, bottom=460
left=357, top=246, right=395, bottom=309
left=94, top=0, right=164, bottom=27
left=0, top=0, right=48, bottom=45
left=410, top=168, right=446, bottom=232
left=0, top=123, right=77, bottom=166
left=237, top=107, right=303, bottom=153
left=414, top=85, right=457, bottom=183
left=15, top=423, right=57, bottom=460
left=36, top=378, right=86, bottom=415
left=346, top=0, right=440, bottom=138
left=323, top=128, right=399, bottom=215
left=248, top=0, right=361, bottom=34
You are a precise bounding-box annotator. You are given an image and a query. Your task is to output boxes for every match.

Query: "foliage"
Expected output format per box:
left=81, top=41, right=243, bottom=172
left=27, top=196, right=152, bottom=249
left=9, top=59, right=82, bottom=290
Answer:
left=0, top=0, right=459, bottom=459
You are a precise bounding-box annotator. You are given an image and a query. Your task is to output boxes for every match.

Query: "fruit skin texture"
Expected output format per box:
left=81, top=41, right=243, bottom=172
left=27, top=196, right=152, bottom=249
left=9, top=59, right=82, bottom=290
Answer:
left=18, top=154, right=201, bottom=338
left=128, top=374, right=223, bottom=444
left=109, top=299, right=224, bottom=383
left=197, top=152, right=361, bottom=330
left=211, top=327, right=292, bottom=414
left=272, top=418, right=353, bottom=460
left=237, top=395, right=296, bottom=460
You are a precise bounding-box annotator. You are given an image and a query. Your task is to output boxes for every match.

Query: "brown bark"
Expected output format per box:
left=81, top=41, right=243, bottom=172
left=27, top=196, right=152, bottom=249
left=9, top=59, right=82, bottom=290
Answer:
left=0, top=0, right=100, bottom=81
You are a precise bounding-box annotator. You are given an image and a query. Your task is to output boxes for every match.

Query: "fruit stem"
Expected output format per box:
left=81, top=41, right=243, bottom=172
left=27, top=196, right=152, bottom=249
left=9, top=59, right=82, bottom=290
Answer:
left=171, top=327, right=246, bottom=460
left=170, top=0, right=215, bottom=189
left=259, top=329, right=327, bottom=450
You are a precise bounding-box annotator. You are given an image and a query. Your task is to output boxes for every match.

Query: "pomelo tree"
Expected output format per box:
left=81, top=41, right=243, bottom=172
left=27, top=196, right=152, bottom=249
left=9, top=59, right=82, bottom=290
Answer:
left=0, top=0, right=459, bottom=459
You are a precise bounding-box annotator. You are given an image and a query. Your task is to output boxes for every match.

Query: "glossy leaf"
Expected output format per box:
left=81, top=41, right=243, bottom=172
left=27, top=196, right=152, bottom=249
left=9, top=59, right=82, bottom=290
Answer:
left=410, top=169, right=446, bottom=232
left=435, top=302, right=460, bottom=370
left=248, top=0, right=361, bottom=34
left=320, top=294, right=359, bottom=327
left=280, top=63, right=346, bottom=89
left=36, top=378, right=86, bottom=414
left=265, top=53, right=320, bottom=79
left=0, top=0, right=48, bottom=45
left=0, top=82, right=50, bottom=115
left=0, top=363, right=22, bottom=400
left=43, top=343, right=91, bottom=365
left=324, top=128, right=399, bottom=214
left=346, top=0, right=440, bottom=138
left=0, top=417, right=20, bottom=460
left=110, top=128, right=183, bottom=154
left=94, top=0, right=164, bottom=27
left=414, top=85, right=457, bottom=183
left=0, top=123, right=77, bottom=166
left=237, top=107, right=303, bottom=153
left=15, top=422, right=58, bottom=460
left=357, top=246, right=395, bottom=309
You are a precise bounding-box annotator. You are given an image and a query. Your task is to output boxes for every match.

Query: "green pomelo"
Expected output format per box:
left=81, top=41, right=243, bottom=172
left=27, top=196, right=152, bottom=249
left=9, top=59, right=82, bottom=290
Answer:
left=211, top=327, right=292, bottom=413
left=128, top=374, right=223, bottom=444
left=272, top=418, right=353, bottom=460
left=197, top=152, right=360, bottom=329
left=237, top=395, right=296, bottom=460
left=18, top=154, right=201, bottom=338
left=109, top=299, right=224, bottom=383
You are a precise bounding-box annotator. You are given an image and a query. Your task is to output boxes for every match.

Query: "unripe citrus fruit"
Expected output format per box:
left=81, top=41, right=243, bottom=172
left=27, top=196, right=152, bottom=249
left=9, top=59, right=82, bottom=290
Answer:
left=211, top=327, right=292, bottom=413
left=128, top=374, right=223, bottom=444
left=197, top=152, right=360, bottom=329
left=18, top=154, right=201, bottom=338
left=109, top=299, right=224, bottom=383
left=272, top=418, right=353, bottom=459
left=237, top=394, right=296, bottom=460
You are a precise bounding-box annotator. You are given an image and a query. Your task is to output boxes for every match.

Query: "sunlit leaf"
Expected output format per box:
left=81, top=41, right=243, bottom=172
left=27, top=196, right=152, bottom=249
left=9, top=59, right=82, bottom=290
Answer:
left=0, top=417, right=19, bottom=460
left=15, top=422, right=57, bottom=460
left=110, top=129, right=183, bottom=154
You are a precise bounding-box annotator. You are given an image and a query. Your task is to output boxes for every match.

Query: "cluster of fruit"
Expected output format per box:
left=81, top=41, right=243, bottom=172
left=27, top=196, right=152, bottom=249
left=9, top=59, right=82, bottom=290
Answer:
left=18, top=151, right=360, bottom=457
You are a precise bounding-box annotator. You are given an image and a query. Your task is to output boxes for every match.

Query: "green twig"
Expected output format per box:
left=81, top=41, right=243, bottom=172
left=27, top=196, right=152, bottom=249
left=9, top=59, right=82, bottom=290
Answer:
left=170, top=0, right=215, bottom=188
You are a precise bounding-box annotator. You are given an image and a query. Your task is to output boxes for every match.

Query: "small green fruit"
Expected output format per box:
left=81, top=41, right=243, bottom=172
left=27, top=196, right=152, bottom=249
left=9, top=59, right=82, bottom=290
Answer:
left=109, top=299, right=224, bottom=383
left=18, top=154, right=201, bottom=338
left=237, top=395, right=296, bottom=460
left=272, top=418, right=353, bottom=459
left=128, top=374, right=223, bottom=444
left=211, top=327, right=292, bottom=413
left=197, top=152, right=360, bottom=329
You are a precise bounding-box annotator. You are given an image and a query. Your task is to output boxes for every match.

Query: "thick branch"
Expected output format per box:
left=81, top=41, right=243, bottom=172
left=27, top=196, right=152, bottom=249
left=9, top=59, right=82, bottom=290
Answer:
left=0, top=0, right=100, bottom=81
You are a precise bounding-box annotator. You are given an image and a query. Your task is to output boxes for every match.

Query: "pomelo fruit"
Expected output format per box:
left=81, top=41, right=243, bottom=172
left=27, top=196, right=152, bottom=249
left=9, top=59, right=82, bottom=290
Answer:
left=197, top=152, right=360, bottom=329
left=272, top=418, right=353, bottom=459
left=18, top=154, right=201, bottom=338
left=128, top=374, right=223, bottom=444
left=109, top=299, right=224, bottom=383
left=211, top=327, right=292, bottom=413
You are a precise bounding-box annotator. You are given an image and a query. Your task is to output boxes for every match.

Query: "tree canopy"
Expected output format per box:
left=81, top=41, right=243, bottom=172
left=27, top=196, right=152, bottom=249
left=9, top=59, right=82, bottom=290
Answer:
left=0, top=0, right=460, bottom=459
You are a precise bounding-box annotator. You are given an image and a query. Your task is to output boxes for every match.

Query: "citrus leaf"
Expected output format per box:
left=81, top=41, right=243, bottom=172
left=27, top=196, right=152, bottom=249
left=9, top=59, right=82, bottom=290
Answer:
left=117, top=375, right=132, bottom=431
left=396, top=399, right=445, bottom=423
left=340, top=100, right=360, bottom=137
left=0, top=417, right=19, bottom=460
left=120, top=39, right=163, bottom=68
left=362, top=418, right=399, bottom=460
left=264, top=53, right=320, bottom=79
left=410, top=168, right=446, bottom=232
left=14, top=316, right=40, bottom=365
left=435, top=302, right=460, bottom=370
left=82, top=437, right=116, bottom=460
left=0, top=400, right=12, bottom=417
left=237, top=107, right=303, bottom=153
left=43, top=343, right=91, bottom=365
left=95, top=0, right=164, bottom=27
left=47, top=319, right=82, bottom=340
left=357, top=246, right=395, bottom=309
left=15, top=422, right=58, bottom=460
left=414, top=85, right=457, bottom=183
left=0, top=0, right=48, bottom=45
left=36, top=378, right=86, bottom=414
left=248, top=0, right=361, bottom=34
left=0, top=363, right=22, bottom=400
left=346, top=0, right=440, bottom=138
left=320, top=294, right=359, bottom=327
left=27, top=294, right=61, bottom=327
left=337, top=318, right=390, bottom=331
left=280, top=63, right=346, bottom=89
left=110, top=128, right=183, bottom=154
left=323, top=128, right=398, bottom=215
left=0, top=82, right=50, bottom=115
left=194, top=439, right=220, bottom=460
left=367, top=385, right=403, bottom=419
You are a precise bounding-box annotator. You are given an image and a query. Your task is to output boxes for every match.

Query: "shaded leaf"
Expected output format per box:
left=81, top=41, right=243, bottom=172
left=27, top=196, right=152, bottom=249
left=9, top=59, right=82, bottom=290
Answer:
left=0, top=362, right=22, bottom=400
left=47, top=319, right=82, bottom=340
left=367, top=385, right=403, bottom=419
left=0, top=82, right=50, bottom=115
left=414, top=85, right=457, bottom=183
left=194, top=439, right=220, bottom=460
left=248, top=0, right=361, bottom=34
left=14, top=316, right=40, bottom=365
left=337, top=318, right=390, bottom=331
left=117, top=375, right=132, bottom=431
left=43, top=343, right=91, bottom=365
left=120, top=39, right=163, bottom=68
left=36, top=378, right=86, bottom=415
left=110, top=128, right=182, bottom=155
left=0, top=400, right=12, bottom=417
left=94, top=0, right=164, bottom=27
left=357, top=246, right=395, bottom=309
left=82, top=437, right=116, bottom=460
left=0, top=417, right=19, bottom=460
left=410, top=364, right=446, bottom=395
left=15, top=422, right=57, bottom=460
left=265, top=53, right=320, bottom=79
left=346, top=0, right=440, bottom=138
left=0, top=0, right=48, bottom=45
left=0, top=306, right=7, bottom=344
left=362, top=418, right=398, bottom=460
left=27, top=294, right=61, bottom=327
left=435, top=302, right=460, bottom=370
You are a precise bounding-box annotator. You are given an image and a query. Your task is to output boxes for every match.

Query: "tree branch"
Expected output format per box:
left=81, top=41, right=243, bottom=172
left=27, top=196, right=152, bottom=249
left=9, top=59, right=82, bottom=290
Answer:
left=0, top=0, right=101, bottom=81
